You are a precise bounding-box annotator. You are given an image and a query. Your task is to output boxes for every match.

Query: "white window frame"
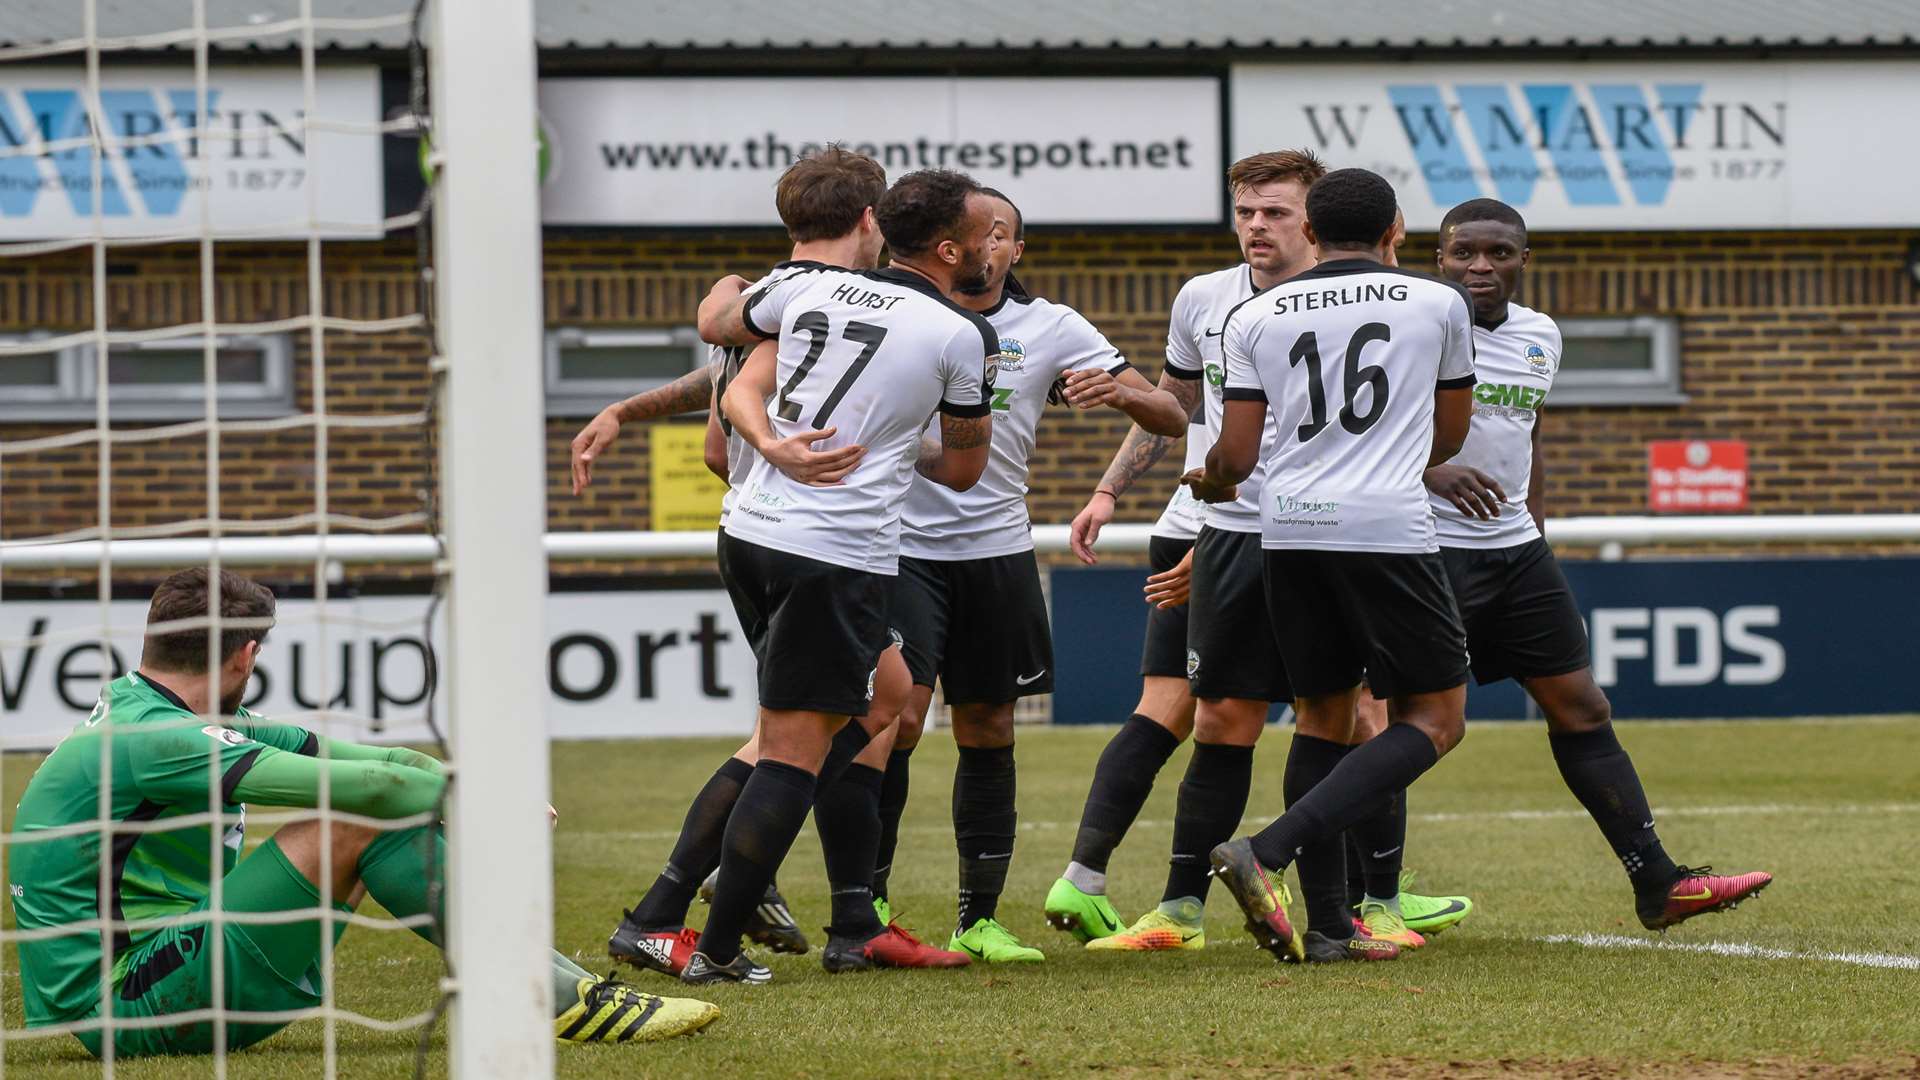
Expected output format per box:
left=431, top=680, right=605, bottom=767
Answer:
left=0, top=333, right=296, bottom=422
left=0, top=332, right=78, bottom=408
left=543, top=326, right=706, bottom=418
left=1551, top=316, right=1686, bottom=407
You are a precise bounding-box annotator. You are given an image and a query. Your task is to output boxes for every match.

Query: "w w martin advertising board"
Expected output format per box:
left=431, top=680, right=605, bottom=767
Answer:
left=0, top=67, right=383, bottom=239
left=537, top=77, right=1223, bottom=226
left=1232, top=61, right=1920, bottom=230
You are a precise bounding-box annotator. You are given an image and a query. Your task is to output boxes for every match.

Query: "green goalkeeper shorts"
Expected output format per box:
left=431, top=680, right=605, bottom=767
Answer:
left=76, top=838, right=352, bottom=1059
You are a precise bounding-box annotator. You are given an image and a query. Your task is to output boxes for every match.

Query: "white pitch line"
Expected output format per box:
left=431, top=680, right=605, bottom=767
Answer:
left=1536, top=932, right=1920, bottom=972
left=1412, top=801, right=1920, bottom=824
left=568, top=801, right=1920, bottom=844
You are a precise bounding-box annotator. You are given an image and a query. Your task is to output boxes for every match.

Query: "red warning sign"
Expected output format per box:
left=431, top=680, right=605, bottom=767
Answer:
left=1648, top=440, right=1748, bottom=513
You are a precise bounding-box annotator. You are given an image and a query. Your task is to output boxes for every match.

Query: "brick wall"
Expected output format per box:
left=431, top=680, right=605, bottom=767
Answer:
left=3, top=227, right=1917, bottom=584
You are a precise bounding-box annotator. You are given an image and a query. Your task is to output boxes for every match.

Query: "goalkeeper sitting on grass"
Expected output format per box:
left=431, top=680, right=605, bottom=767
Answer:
left=7, top=568, right=718, bottom=1057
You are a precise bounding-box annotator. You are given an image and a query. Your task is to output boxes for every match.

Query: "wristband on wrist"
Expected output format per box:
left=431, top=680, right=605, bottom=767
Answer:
left=1094, top=488, right=1119, bottom=501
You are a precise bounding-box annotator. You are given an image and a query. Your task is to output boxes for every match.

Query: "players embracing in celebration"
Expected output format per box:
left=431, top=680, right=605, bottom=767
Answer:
left=602, top=148, right=937, bottom=978
left=1425, top=199, right=1772, bottom=930
left=867, top=188, right=1188, bottom=964
left=680, top=168, right=1003, bottom=983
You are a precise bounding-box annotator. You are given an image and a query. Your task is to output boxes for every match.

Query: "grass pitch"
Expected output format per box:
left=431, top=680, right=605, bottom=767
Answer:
left=6, top=717, right=1920, bottom=1077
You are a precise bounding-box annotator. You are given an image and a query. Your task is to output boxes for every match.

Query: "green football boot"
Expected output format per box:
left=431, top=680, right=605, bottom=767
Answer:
left=948, top=918, right=1046, bottom=964
left=1393, top=869, right=1474, bottom=937
left=1043, top=877, right=1126, bottom=943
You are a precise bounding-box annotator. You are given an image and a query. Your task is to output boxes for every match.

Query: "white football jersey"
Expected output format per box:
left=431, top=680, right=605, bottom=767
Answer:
left=901, top=290, right=1128, bottom=560
left=1222, top=258, right=1477, bottom=553
left=1430, top=303, right=1560, bottom=549
left=1163, top=264, right=1284, bottom=534
left=1150, top=418, right=1213, bottom=541
left=713, top=264, right=819, bottom=525
left=723, top=265, right=997, bottom=574
left=710, top=341, right=751, bottom=526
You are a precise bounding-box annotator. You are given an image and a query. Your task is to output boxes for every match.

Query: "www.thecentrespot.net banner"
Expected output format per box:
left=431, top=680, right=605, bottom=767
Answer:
left=537, top=77, right=1224, bottom=226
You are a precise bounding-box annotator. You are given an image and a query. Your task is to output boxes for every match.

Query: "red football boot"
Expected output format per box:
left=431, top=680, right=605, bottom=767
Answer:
left=608, top=916, right=701, bottom=978
left=821, top=922, right=972, bottom=973
left=1639, top=866, right=1774, bottom=930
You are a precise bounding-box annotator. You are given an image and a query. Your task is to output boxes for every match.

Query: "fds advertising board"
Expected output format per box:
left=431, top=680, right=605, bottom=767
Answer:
left=1232, top=61, right=1920, bottom=230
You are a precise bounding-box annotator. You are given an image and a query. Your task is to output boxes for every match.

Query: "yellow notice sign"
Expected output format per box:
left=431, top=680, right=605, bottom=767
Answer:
left=649, top=423, right=726, bottom=531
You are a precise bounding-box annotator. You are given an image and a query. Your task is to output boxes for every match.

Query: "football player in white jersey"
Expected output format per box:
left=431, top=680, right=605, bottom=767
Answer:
left=592, top=150, right=967, bottom=978
left=851, top=189, right=1186, bottom=965
left=1047, top=153, right=1444, bottom=959
left=678, top=168, right=1001, bottom=984
left=1425, top=199, right=1771, bottom=930
left=1192, top=167, right=1479, bottom=964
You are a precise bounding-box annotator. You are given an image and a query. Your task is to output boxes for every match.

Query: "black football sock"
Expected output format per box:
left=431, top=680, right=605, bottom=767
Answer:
left=1549, top=725, right=1680, bottom=891
left=1069, top=714, right=1183, bottom=884
left=818, top=720, right=874, bottom=790
left=1162, top=741, right=1255, bottom=904
left=1284, top=734, right=1356, bottom=939
left=870, top=747, right=913, bottom=903
left=695, top=760, right=816, bottom=964
left=814, top=763, right=886, bottom=937
left=1350, top=787, right=1408, bottom=901
left=1249, top=725, right=1439, bottom=871
left=628, top=756, right=753, bottom=930
left=953, top=744, right=1017, bottom=930
left=1344, top=833, right=1368, bottom=908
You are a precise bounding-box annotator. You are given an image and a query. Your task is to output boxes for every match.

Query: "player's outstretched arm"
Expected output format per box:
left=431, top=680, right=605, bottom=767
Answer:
left=1189, top=398, right=1262, bottom=502
left=1057, top=367, right=1188, bottom=436
left=917, top=412, right=992, bottom=492
left=231, top=750, right=445, bottom=820
left=569, top=363, right=720, bottom=495
left=312, top=737, right=447, bottom=776
left=1068, top=371, right=1200, bottom=563
left=1429, top=386, right=1474, bottom=467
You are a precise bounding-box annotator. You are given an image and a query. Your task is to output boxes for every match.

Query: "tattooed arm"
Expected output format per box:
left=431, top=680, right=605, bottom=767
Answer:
left=1068, top=371, right=1201, bottom=563
left=915, top=412, right=992, bottom=492
left=569, top=362, right=721, bottom=495
left=610, top=364, right=720, bottom=424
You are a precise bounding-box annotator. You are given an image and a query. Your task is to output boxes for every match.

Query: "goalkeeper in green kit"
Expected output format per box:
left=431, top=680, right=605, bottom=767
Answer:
left=8, top=568, right=718, bottom=1057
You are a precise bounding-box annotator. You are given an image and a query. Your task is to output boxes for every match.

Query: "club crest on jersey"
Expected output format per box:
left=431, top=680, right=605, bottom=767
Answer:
left=1524, top=343, right=1551, bottom=371
left=997, top=337, right=1027, bottom=372
left=201, top=725, right=251, bottom=748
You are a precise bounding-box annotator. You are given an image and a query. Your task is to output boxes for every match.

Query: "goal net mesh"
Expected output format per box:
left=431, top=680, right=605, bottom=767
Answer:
left=0, top=2, right=477, bottom=1075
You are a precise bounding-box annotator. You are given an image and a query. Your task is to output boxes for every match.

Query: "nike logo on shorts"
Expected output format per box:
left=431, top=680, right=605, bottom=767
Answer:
left=1016, top=670, right=1047, bottom=686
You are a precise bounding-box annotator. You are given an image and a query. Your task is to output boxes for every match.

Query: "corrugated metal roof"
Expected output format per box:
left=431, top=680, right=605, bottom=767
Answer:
left=3, top=0, right=1917, bottom=53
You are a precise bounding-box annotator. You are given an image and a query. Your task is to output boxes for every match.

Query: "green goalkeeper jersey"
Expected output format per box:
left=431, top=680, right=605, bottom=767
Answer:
left=7, top=671, right=319, bottom=1026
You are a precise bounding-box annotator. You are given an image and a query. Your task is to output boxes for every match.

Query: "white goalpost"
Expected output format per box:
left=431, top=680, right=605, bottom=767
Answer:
left=427, top=0, right=556, bottom=1075
left=0, top=0, right=551, bottom=1075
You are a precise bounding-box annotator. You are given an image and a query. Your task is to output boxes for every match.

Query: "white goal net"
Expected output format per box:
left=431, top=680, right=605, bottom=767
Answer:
left=0, top=1, right=550, bottom=1076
